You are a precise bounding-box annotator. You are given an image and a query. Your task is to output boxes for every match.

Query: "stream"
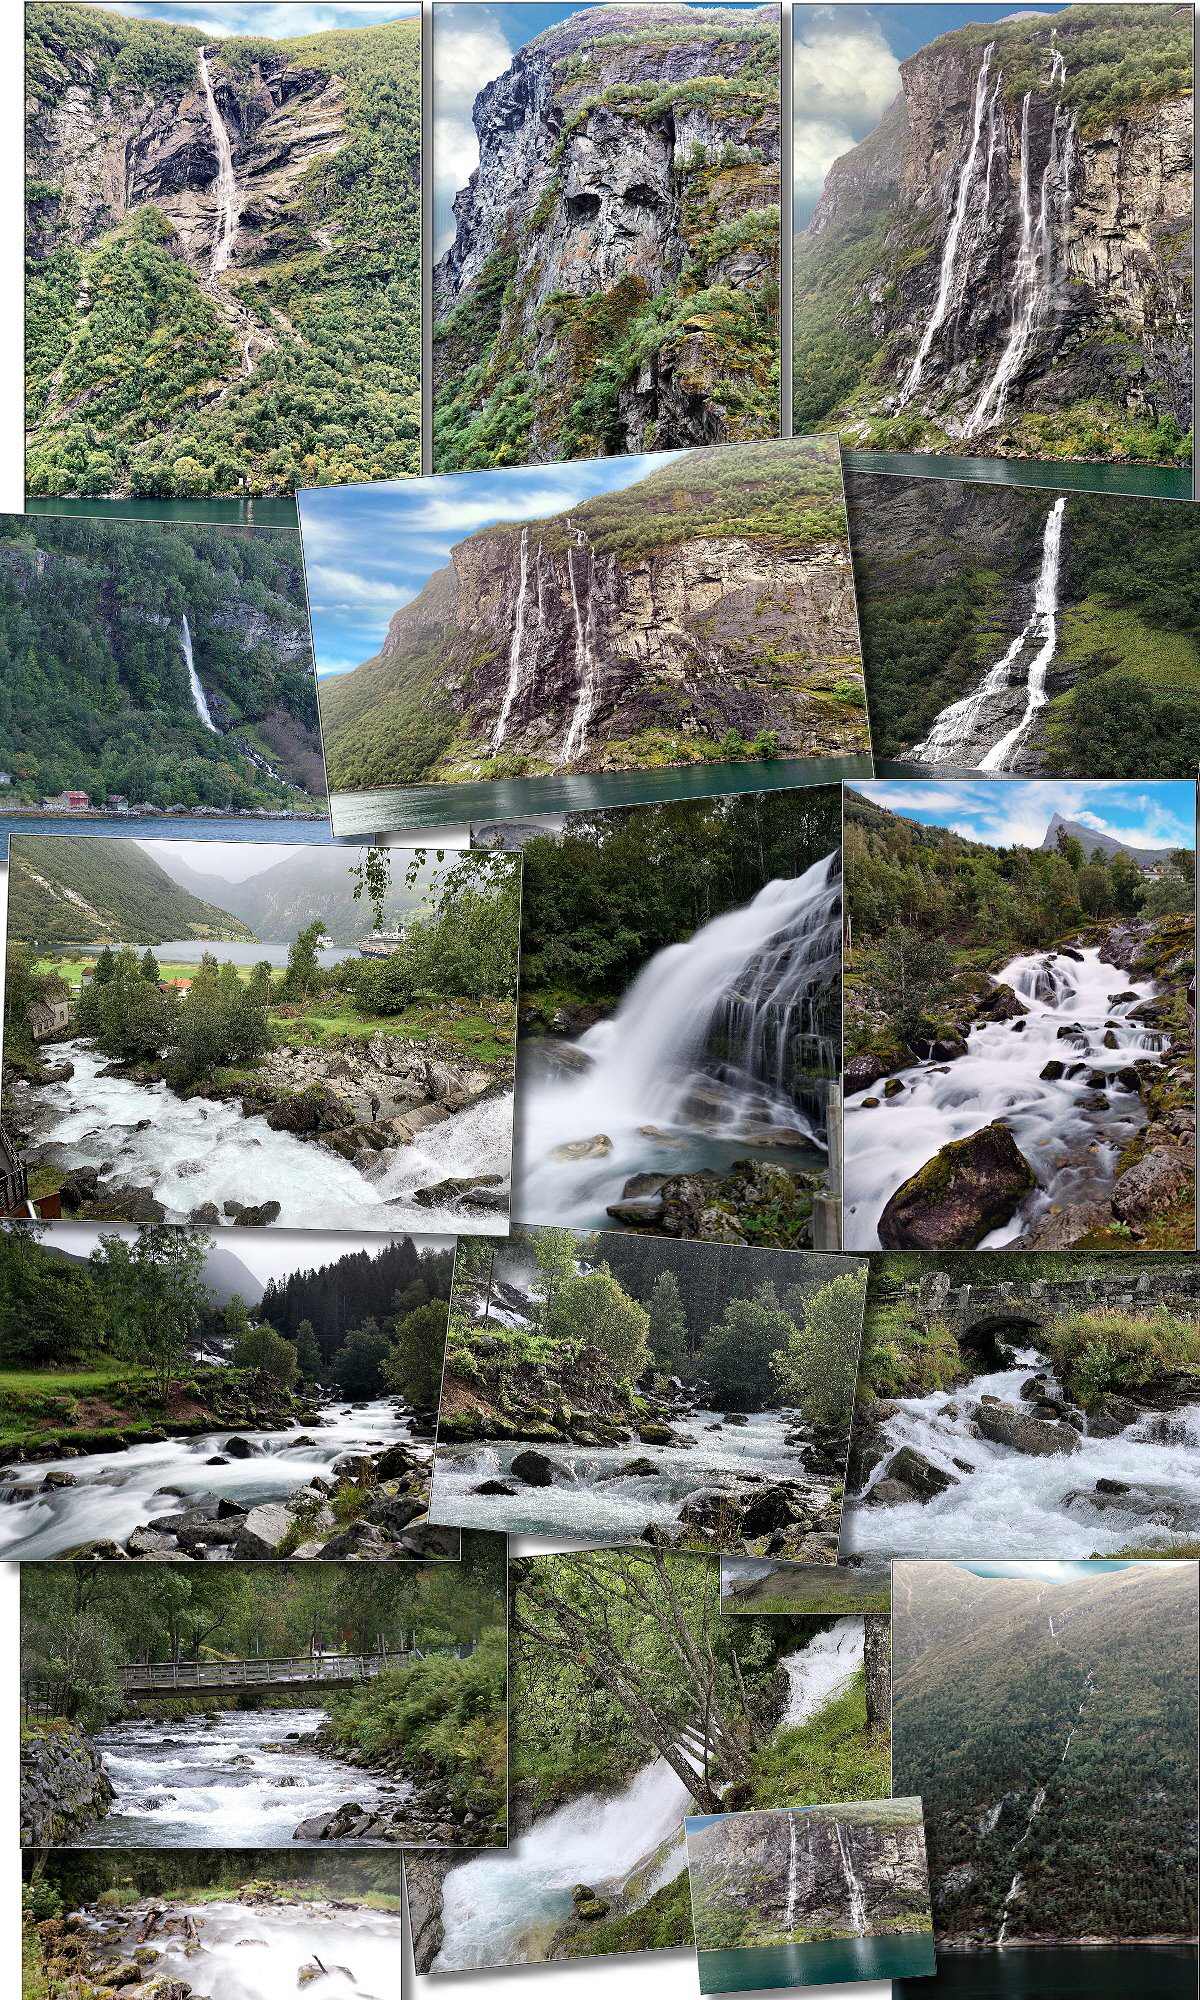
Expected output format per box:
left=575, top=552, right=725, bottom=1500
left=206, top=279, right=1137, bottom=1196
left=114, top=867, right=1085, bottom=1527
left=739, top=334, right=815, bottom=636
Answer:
left=429, top=1407, right=826, bottom=1540
left=0, top=1399, right=419, bottom=1559
left=842, top=1343, right=1200, bottom=1558
left=844, top=945, right=1167, bottom=1249
left=431, top=1619, right=867, bottom=1970
left=515, top=856, right=840, bottom=1227
left=80, top=1899, right=403, bottom=1999
left=81, top=1707, right=411, bottom=1848
left=24, top=1040, right=513, bottom=1233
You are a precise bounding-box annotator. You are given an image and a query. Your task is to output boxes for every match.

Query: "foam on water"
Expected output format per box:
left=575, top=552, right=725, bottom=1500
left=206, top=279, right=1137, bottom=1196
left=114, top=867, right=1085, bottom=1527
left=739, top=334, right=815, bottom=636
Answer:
left=100, top=1900, right=403, bottom=2000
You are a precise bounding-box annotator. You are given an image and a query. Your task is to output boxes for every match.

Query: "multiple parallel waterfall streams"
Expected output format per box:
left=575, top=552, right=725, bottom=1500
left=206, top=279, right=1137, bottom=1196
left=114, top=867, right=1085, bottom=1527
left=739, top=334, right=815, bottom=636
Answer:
left=25, top=1040, right=513, bottom=1232
left=844, top=944, right=1166, bottom=1250
left=561, top=517, right=600, bottom=762
left=834, top=1822, right=869, bottom=1935
left=79, top=1899, right=403, bottom=2000
left=197, top=47, right=241, bottom=274
left=434, top=1619, right=864, bottom=1970
left=971, top=86, right=1076, bottom=433
left=910, top=497, right=1067, bottom=769
left=84, top=1707, right=412, bottom=1848
left=843, top=1343, right=1200, bottom=1558
left=429, top=1406, right=823, bottom=1539
left=493, top=527, right=532, bottom=749
left=181, top=613, right=220, bottom=732
left=0, top=1400, right=416, bottom=1558
left=898, top=42, right=999, bottom=406
left=516, top=855, right=840, bottom=1225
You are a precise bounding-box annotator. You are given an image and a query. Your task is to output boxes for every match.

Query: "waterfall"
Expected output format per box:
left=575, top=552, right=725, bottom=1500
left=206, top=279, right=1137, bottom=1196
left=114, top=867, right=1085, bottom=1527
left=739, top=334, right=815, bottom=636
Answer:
left=96, top=1899, right=403, bottom=2000
left=911, top=495, right=1066, bottom=770
left=1049, top=29, right=1067, bottom=88
left=970, top=92, right=1076, bottom=433
left=492, top=526, right=532, bottom=750
left=784, top=1814, right=801, bottom=1931
left=197, top=48, right=240, bottom=275
left=561, top=520, right=601, bottom=764
left=781, top=1618, right=864, bottom=1726
left=997, top=1869, right=1023, bottom=1944
left=898, top=43, right=997, bottom=406
left=835, top=1822, right=869, bottom=1935
left=181, top=614, right=219, bottom=732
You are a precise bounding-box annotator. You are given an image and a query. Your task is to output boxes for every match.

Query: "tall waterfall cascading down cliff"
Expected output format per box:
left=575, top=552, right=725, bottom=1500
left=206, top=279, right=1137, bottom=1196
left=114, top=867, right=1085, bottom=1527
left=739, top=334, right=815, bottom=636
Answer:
left=492, top=527, right=532, bottom=750
left=911, top=495, right=1066, bottom=769
left=197, top=47, right=241, bottom=275
left=835, top=1821, right=869, bottom=1935
left=181, top=613, right=220, bottom=733
left=561, top=519, right=601, bottom=763
left=898, top=42, right=999, bottom=406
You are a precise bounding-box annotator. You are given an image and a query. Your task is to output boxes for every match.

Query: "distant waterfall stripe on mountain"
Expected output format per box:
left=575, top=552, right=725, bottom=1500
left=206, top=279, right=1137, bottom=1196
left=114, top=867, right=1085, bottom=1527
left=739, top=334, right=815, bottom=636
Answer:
left=898, top=42, right=997, bottom=406
left=835, top=1821, right=869, bottom=1935
left=785, top=1814, right=801, bottom=1931
left=492, top=526, right=532, bottom=749
left=970, top=90, right=1077, bottom=432
left=181, top=614, right=219, bottom=733
left=911, top=496, right=1066, bottom=768
left=562, top=519, right=602, bottom=763
left=197, top=48, right=241, bottom=275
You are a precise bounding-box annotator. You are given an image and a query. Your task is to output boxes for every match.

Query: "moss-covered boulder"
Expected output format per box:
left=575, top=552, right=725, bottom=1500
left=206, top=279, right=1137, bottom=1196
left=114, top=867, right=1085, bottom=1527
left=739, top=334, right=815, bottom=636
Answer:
left=877, top=1122, right=1036, bottom=1250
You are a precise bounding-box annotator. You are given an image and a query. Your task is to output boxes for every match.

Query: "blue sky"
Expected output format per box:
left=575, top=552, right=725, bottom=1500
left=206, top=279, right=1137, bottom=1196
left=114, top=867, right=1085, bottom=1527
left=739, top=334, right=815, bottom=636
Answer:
left=793, top=3, right=1072, bottom=226
left=98, top=4, right=417, bottom=34
left=853, top=780, right=1196, bottom=855
left=962, top=1561, right=1136, bottom=1582
left=298, top=453, right=682, bottom=677
left=433, top=1, right=767, bottom=254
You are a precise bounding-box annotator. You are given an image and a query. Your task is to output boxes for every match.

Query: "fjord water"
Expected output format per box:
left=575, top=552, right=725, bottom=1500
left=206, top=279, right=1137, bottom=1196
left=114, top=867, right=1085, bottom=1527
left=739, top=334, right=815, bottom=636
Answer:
left=0, top=815, right=332, bottom=858
left=93, top=1900, right=404, bottom=2000
left=896, top=1945, right=1198, bottom=1998
left=843, top=945, right=1165, bottom=1250
left=516, top=855, right=840, bottom=1226
left=85, top=1705, right=411, bottom=1847
left=0, top=1400, right=416, bottom=1558
left=701, top=1931, right=935, bottom=1991
left=846, top=453, right=1191, bottom=500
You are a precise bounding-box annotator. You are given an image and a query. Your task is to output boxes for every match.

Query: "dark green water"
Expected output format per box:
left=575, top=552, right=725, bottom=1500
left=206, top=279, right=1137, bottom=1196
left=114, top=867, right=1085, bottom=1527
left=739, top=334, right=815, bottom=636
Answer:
left=700, top=1932, right=935, bottom=1991
left=330, top=756, right=866, bottom=836
left=896, top=1944, right=1198, bottom=1997
left=0, top=814, right=336, bottom=859
left=844, top=450, right=1192, bottom=501
left=24, top=495, right=301, bottom=529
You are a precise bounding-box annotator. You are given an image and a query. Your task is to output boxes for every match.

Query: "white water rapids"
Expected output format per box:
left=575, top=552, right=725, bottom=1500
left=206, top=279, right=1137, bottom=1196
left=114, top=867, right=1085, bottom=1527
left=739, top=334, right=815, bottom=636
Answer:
left=0, top=1399, right=416, bottom=1559
left=181, top=613, right=220, bottom=733
left=515, top=856, right=839, bottom=1226
left=428, top=1406, right=826, bottom=1540
left=910, top=496, right=1067, bottom=770
left=843, top=945, right=1165, bottom=1250
left=197, top=47, right=241, bottom=274
left=842, top=1343, right=1200, bottom=1559
left=85, top=1900, right=403, bottom=2000
left=85, top=1706, right=412, bottom=1848
left=432, top=1619, right=865, bottom=1970
left=29, top=1040, right=513, bottom=1232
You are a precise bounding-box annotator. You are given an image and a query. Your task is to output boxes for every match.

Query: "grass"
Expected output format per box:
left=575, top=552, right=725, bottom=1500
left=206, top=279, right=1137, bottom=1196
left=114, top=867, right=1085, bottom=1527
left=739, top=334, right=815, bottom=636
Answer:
left=564, top=1868, right=695, bottom=1956
left=1041, top=1303, right=1200, bottom=1407
left=858, top=1300, right=970, bottom=1402
left=1054, top=597, right=1200, bottom=692
left=746, top=1668, right=890, bottom=1809
left=724, top=1573, right=891, bottom=1616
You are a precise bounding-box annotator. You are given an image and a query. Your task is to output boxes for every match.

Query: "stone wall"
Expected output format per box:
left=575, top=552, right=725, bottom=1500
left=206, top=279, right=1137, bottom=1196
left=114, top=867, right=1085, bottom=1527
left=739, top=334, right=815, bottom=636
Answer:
left=915, top=1266, right=1200, bottom=1331
left=20, top=1720, right=114, bottom=1845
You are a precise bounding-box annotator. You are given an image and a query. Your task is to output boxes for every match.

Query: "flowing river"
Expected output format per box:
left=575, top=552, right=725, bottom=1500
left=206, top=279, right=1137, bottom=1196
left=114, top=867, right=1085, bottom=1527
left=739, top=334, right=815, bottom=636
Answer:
left=24, top=1041, right=513, bottom=1233
left=842, top=1344, right=1200, bottom=1559
left=0, top=1399, right=419, bottom=1558
left=431, top=1619, right=866, bottom=1970
left=844, top=945, right=1166, bottom=1250
left=429, top=1407, right=825, bottom=1540
left=83, top=1707, right=411, bottom=1848
left=515, top=855, right=840, bottom=1227
left=78, top=1899, right=403, bottom=2000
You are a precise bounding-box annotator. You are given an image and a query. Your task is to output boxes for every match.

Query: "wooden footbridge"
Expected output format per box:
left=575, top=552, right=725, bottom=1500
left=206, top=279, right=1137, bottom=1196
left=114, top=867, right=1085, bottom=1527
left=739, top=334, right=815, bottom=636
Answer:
left=22, top=1642, right=474, bottom=1717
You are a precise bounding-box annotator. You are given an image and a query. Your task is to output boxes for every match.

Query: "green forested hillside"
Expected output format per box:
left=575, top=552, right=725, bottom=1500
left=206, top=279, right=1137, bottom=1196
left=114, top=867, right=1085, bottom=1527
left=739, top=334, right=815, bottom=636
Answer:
left=0, top=514, right=322, bottom=807
left=8, top=836, right=255, bottom=946
left=25, top=7, right=420, bottom=498
left=892, top=1561, right=1198, bottom=1942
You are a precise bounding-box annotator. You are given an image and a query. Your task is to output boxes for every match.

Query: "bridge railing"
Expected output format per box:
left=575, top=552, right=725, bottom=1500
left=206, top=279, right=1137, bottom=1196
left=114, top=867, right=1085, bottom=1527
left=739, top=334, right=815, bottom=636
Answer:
left=114, top=1642, right=476, bottom=1693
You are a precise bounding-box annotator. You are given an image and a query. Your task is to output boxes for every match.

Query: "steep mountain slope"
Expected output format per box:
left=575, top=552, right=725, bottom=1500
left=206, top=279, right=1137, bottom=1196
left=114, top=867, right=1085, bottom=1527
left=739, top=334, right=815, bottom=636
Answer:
left=318, top=440, right=869, bottom=790
left=25, top=5, right=419, bottom=498
left=0, top=514, right=322, bottom=809
left=8, top=836, right=257, bottom=946
left=846, top=474, right=1200, bottom=772
left=433, top=3, right=781, bottom=468
left=892, top=1561, right=1198, bottom=1943
left=794, top=5, right=1193, bottom=462
left=157, top=846, right=421, bottom=944
left=1039, top=813, right=1178, bottom=866
left=689, top=1800, right=929, bottom=1944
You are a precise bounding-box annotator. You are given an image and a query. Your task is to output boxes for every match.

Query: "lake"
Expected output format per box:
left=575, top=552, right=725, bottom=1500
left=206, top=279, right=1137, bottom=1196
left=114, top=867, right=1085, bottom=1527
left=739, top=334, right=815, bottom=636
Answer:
left=150, top=937, right=360, bottom=966
left=330, top=755, right=867, bottom=836
left=845, top=451, right=1192, bottom=500
left=895, top=1945, right=1199, bottom=1997
left=701, top=1931, right=936, bottom=1991
left=24, top=495, right=302, bottom=529
left=0, top=815, right=337, bottom=859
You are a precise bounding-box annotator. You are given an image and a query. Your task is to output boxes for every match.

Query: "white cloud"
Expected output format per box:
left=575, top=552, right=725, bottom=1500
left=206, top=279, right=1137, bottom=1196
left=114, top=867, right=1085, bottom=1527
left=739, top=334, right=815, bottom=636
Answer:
left=794, top=115, right=858, bottom=205
left=306, top=564, right=413, bottom=613
left=107, top=3, right=418, bottom=33
left=793, top=13, right=901, bottom=210
left=434, top=7, right=514, bottom=254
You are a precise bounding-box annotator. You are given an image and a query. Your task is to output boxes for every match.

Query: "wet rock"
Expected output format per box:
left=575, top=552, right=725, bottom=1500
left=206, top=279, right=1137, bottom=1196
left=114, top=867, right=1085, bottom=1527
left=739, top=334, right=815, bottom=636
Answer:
left=970, top=1400, right=1082, bottom=1457
left=877, top=1122, right=1036, bottom=1250
left=1087, top=1392, right=1142, bottom=1436
left=413, top=1174, right=504, bottom=1209
left=189, top=1202, right=221, bottom=1224
left=597, top=1456, right=659, bottom=1480
left=1015, top=1201, right=1112, bottom=1249
left=231, top=1502, right=294, bottom=1557
left=511, top=1448, right=567, bottom=1487
left=739, top=1485, right=799, bottom=1537
left=571, top=1884, right=610, bottom=1920
left=620, top=1172, right=670, bottom=1199
left=224, top=1199, right=282, bottom=1228
left=1111, top=1147, right=1193, bottom=1225
left=1039, top=1061, right=1066, bottom=1081
left=637, top=1422, right=678, bottom=1445
left=224, top=1436, right=262, bottom=1459
left=475, top=1477, right=518, bottom=1495
left=57, top=1165, right=101, bottom=1211
left=550, top=1134, right=613, bottom=1160
left=974, top=983, right=1028, bottom=1022
left=876, top=1445, right=957, bottom=1502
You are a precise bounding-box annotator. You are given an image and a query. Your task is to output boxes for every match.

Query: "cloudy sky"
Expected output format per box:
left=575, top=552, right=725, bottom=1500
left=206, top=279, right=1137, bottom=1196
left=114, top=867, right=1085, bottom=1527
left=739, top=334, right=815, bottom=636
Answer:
left=852, top=780, right=1196, bottom=855
left=139, top=838, right=316, bottom=881
left=97, top=3, right=416, bottom=32
left=39, top=1221, right=447, bottom=1291
left=433, top=1, right=763, bottom=255
left=298, top=452, right=681, bottom=678
left=792, top=2, right=1071, bottom=228
left=963, top=1561, right=1135, bottom=1582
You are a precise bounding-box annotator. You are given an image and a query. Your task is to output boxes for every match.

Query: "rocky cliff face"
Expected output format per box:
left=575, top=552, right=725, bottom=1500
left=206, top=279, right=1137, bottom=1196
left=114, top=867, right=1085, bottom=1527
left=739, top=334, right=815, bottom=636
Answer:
left=796, top=5, right=1194, bottom=459
left=689, top=1804, right=930, bottom=1942
left=20, top=1721, right=115, bottom=1844
left=319, top=443, right=871, bottom=790
left=433, top=4, right=781, bottom=466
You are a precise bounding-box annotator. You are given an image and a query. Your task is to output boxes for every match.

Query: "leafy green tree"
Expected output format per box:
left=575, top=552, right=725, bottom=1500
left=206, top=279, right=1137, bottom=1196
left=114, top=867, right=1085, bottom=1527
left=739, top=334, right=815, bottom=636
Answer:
left=139, top=947, right=160, bottom=983
left=543, top=1267, right=650, bottom=1385
left=530, top=1227, right=582, bottom=1324
left=331, top=1319, right=392, bottom=1397
left=698, top=1288, right=798, bottom=1411
left=279, top=920, right=328, bottom=1006
left=381, top=1298, right=450, bottom=1409
left=771, top=1268, right=867, bottom=1424
left=647, top=1269, right=688, bottom=1371
left=93, top=945, right=116, bottom=986
left=232, top=1320, right=299, bottom=1391
left=91, top=1224, right=210, bottom=1401
left=858, top=922, right=953, bottom=1047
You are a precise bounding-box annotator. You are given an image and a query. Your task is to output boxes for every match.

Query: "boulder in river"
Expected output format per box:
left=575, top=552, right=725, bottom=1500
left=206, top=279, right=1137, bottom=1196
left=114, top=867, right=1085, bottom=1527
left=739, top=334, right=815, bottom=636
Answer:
left=874, top=1445, right=957, bottom=1502
left=1111, top=1146, right=1193, bottom=1225
left=550, top=1134, right=613, bottom=1160
left=877, top=1122, right=1036, bottom=1250
left=969, top=1399, right=1082, bottom=1457
left=510, top=1449, right=558, bottom=1487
